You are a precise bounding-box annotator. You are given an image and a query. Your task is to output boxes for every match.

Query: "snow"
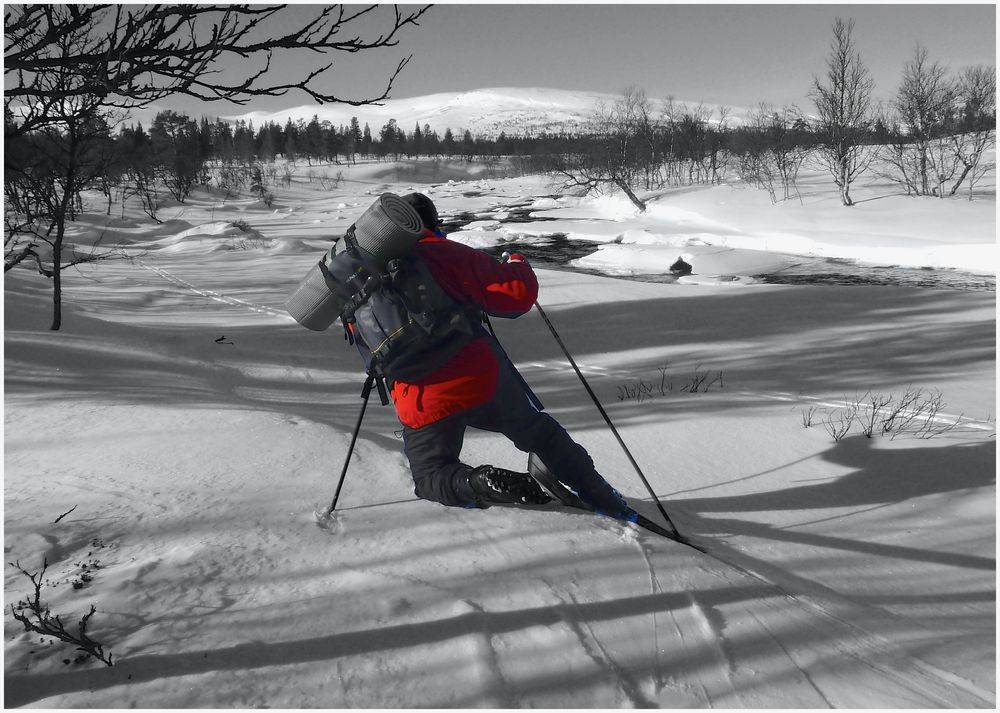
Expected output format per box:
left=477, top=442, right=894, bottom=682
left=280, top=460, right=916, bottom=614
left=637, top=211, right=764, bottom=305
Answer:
left=4, top=157, right=995, bottom=708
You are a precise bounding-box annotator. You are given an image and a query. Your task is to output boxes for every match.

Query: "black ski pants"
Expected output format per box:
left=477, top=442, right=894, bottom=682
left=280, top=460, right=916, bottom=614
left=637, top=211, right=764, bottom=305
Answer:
left=401, top=341, right=625, bottom=513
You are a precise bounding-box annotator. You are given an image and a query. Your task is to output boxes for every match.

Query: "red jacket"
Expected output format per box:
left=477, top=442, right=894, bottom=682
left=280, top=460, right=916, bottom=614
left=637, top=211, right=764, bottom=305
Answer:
left=390, top=232, right=538, bottom=428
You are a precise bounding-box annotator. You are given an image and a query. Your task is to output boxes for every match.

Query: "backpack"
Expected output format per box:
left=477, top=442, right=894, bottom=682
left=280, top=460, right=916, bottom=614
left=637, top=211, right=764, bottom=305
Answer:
left=324, top=230, right=482, bottom=384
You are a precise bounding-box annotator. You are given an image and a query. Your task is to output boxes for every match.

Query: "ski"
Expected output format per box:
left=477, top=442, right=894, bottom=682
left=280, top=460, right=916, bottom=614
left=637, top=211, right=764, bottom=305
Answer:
left=527, top=453, right=708, bottom=553
left=630, top=513, right=708, bottom=552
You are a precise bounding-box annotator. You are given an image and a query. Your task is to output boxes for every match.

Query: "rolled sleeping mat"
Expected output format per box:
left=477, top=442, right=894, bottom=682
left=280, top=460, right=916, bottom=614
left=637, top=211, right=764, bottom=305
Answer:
left=284, top=247, right=345, bottom=331
left=284, top=193, right=423, bottom=331
left=353, top=192, right=424, bottom=260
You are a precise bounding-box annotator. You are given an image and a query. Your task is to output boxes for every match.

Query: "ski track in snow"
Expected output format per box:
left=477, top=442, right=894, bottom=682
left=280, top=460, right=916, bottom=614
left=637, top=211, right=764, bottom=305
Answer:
left=629, top=534, right=740, bottom=707
left=748, top=609, right=836, bottom=706
left=574, top=608, right=654, bottom=707
left=689, top=541, right=996, bottom=707
left=450, top=598, right=515, bottom=708
left=336, top=546, right=523, bottom=707
left=633, top=535, right=667, bottom=696
left=553, top=587, right=657, bottom=708
left=137, top=259, right=296, bottom=321
left=684, top=589, right=742, bottom=706
left=606, top=508, right=993, bottom=708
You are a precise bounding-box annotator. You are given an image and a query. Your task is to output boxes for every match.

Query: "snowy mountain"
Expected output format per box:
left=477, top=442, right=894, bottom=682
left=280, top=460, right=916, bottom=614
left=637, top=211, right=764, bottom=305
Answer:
left=222, top=86, right=740, bottom=137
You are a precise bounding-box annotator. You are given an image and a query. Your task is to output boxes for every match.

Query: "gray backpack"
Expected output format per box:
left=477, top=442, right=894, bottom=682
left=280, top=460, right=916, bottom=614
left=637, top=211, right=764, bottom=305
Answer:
left=286, top=193, right=481, bottom=382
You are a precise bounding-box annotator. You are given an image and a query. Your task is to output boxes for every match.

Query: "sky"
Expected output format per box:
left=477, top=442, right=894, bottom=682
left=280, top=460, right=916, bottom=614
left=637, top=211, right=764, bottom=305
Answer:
left=163, top=2, right=997, bottom=117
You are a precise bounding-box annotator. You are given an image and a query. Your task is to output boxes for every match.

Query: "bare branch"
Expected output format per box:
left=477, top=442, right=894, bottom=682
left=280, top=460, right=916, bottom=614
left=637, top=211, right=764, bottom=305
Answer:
left=9, top=559, right=114, bottom=666
left=53, top=505, right=79, bottom=524
left=6, top=4, right=431, bottom=133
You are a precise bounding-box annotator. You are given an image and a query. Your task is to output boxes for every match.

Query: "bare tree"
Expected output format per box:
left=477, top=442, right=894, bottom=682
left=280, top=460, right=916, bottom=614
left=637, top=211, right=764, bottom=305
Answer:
left=656, top=96, right=681, bottom=186
left=5, top=117, right=126, bottom=329
left=734, top=104, right=811, bottom=204
left=891, top=44, right=957, bottom=197
left=731, top=107, right=778, bottom=201
left=874, top=101, right=924, bottom=196
left=4, top=41, right=127, bottom=330
left=708, top=105, right=732, bottom=185
left=950, top=65, right=996, bottom=198
left=149, top=110, right=205, bottom=202
left=769, top=107, right=812, bottom=203
left=809, top=18, right=877, bottom=206
left=672, top=103, right=715, bottom=187
left=554, top=87, right=653, bottom=212
left=5, top=4, right=429, bottom=330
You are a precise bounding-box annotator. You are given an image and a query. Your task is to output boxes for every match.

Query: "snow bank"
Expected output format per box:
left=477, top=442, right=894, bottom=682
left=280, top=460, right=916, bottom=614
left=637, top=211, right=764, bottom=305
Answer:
left=447, top=229, right=517, bottom=250
left=575, top=243, right=797, bottom=279
left=496, top=179, right=997, bottom=277
left=144, top=221, right=275, bottom=254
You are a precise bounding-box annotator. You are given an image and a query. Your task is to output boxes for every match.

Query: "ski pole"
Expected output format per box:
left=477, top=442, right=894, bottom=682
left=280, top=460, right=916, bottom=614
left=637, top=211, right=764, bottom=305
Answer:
left=534, top=301, right=681, bottom=535
left=327, top=372, right=375, bottom=513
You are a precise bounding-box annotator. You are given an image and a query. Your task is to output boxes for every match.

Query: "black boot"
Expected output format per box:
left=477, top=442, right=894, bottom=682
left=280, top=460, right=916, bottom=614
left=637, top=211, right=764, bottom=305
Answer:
left=527, top=452, right=634, bottom=520
left=466, top=465, right=553, bottom=507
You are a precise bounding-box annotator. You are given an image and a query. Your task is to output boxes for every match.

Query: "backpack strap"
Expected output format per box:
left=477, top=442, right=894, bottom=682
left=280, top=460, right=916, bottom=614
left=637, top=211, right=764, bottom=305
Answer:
left=374, top=374, right=390, bottom=406
left=340, top=272, right=384, bottom=323
left=361, top=365, right=391, bottom=406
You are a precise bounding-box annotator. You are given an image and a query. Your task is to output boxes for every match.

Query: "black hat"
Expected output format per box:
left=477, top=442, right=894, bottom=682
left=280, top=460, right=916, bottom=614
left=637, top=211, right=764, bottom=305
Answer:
left=401, top=192, right=440, bottom=231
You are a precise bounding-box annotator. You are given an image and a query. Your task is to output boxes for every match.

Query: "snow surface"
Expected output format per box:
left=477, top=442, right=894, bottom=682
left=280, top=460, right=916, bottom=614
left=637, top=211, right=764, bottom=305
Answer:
left=4, top=158, right=996, bottom=708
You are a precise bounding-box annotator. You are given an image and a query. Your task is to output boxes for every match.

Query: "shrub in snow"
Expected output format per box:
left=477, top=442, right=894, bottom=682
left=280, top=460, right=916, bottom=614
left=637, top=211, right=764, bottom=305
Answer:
left=823, top=403, right=859, bottom=442
left=616, top=364, right=723, bottom=403
left=805, top=387, right=968, bottom=441
left=9, top=559, right=113, bottom=667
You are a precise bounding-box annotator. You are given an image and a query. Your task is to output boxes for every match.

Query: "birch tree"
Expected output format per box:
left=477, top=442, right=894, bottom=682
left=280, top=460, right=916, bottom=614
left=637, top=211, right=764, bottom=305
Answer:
left=950, top=65, right=996, bottom=198
left=809, top=18, right=877, bottom=206
left=892, top=45, right=957, bottom=197
left=555, top=87, right=654, bottom=212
